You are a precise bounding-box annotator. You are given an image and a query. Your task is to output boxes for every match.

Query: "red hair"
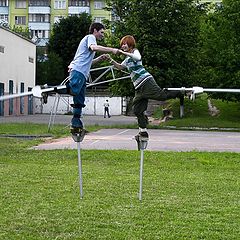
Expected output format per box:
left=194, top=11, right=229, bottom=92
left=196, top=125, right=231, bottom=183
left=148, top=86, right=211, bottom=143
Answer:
left=120, top=35, right=136, bottom=50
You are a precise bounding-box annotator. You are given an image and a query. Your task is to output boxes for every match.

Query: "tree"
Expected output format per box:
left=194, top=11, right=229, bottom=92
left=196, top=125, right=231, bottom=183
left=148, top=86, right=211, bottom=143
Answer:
left=106, top=0, right=203, bottom=97
left=47, top=14, right=92, bottom=78
left=197, top=0, right=240, bottom=101
left=36, top=51, right=64, bottom=86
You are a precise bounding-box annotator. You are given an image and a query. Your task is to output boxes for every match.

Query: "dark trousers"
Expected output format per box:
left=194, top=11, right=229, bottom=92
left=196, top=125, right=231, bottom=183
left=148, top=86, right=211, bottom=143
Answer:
left=104, top=107, right=110, bottom=118
left=133, top=77, right=180, bottom=128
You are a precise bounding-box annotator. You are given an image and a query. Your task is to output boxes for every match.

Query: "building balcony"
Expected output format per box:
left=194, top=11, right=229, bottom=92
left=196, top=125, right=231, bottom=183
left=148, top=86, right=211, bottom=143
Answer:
left=0, top=6, right=9, bottom=14
left=28, top=6, right=51, bottom=14
left=28, top=22, right=50, bottom=30
left=68, top=6, right=90, bottom=15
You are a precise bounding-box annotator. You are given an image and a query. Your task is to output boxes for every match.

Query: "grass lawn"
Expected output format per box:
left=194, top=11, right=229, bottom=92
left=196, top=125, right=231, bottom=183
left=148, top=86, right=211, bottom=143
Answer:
left=0, top=135, right=239, bottom=239
left=154, top=94, right=240, bottom=130
left=1, top=97, right=240, bottom=239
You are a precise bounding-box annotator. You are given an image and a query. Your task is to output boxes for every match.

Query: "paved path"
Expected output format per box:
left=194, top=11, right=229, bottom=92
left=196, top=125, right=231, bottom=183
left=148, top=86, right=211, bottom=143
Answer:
left=33, top=128, right=240, bottom=152
left=0, top=114, right=137, bottom=126
left=2, top=115, right=240, bottom=152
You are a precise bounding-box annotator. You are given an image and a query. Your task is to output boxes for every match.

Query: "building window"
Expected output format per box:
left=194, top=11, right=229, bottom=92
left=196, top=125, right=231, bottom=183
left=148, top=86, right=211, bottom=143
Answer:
left=29, top=57, right=34, bottom=63
left=36, top=30, right=43, bottom=38
left=0, top=0, right=8, bottom=7
left=31, top=29, right=49, bottom=39
left=29, top=14, right=50, bottom=22
left=15, top=0, right=27, bottom=8
left=54, top=0, right=66, bottom=9
left=94, top=0, right=105, bottom=9
left=29, top=0, right=50, bottom=6
left=68, top=0, right=89, bottom=7
left=94, top=17, right=105, bottom=23
left=0, top=45, right=4, bottom=53
left=0, top=14, right=8, bottom=22
left=15, top=16, right=26, bottom=25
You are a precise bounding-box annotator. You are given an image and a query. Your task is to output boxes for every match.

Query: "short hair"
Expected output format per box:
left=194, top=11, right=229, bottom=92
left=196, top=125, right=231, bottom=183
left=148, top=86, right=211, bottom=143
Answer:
left=120, top=35, right=136, bottom=49
left=89, top=22, right=105, bottom=34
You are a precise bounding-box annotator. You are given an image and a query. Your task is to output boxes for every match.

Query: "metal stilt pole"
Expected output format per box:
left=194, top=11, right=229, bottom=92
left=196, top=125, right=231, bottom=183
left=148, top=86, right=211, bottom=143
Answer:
left=139, top=149, right=144, bottom=201
left=77, top=140, right=83, bottom=199
left=135, top=135, right=148, bottom=201
left=72, top=129, right=86, bottom=199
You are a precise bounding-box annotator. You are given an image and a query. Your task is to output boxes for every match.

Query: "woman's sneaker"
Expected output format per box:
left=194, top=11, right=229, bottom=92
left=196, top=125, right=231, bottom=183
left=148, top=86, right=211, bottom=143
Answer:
left=135, top=131, right=149, bottom=140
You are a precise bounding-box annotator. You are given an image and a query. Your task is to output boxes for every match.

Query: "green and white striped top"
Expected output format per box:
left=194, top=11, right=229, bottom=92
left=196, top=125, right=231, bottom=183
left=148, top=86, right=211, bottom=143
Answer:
left=121, top=49, right=152, bottom=89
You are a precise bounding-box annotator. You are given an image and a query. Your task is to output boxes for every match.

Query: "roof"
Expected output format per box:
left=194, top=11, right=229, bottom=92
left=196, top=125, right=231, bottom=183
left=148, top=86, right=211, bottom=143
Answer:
left=0, top=25, right=36, bottom=45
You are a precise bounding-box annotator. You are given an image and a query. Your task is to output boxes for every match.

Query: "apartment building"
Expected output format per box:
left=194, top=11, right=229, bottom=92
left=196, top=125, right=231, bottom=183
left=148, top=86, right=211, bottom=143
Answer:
left=0, top=0, right=111, bottom=46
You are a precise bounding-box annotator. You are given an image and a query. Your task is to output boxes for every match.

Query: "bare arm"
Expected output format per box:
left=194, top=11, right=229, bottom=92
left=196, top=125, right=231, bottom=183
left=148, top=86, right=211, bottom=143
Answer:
left=92, top=55, right=106, bottom=65
left=90, top=44, right=119, bottom=54
left=109, top=58, right=126, bottom=70
left=101, top=54, right=125, bottom=70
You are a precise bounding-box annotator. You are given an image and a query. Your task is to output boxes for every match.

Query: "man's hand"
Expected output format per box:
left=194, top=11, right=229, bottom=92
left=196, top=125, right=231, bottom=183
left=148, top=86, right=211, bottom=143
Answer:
left=112, top=48, right=120, bottom=54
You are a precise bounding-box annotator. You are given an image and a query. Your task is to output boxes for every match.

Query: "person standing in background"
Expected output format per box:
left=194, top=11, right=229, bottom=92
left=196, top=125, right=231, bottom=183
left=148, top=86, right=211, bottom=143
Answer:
left=103, top=99, right=111, bottom=118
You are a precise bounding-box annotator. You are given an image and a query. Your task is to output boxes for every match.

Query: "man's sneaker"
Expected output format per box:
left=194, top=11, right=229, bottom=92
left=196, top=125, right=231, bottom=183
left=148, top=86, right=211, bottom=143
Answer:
left=41, top=84, right=49, bottom=104
left=70, top=127, right=86, bottom=142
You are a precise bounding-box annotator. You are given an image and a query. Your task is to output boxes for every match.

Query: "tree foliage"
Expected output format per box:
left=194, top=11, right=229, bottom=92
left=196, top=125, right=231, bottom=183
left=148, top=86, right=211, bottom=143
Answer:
left=38, top=0, right=240, bottom=103
left=47, top=14, right=92, bottom=77
left=105, top=0, right=204, bottom=97
left=36, top=51, right=64, bottom=86
left=197, top=0, right=240, bottom=101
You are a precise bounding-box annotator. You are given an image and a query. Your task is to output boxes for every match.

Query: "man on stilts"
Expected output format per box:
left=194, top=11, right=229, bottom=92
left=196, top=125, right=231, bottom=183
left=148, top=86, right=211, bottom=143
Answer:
left=55, top=22, right=119, bottom=136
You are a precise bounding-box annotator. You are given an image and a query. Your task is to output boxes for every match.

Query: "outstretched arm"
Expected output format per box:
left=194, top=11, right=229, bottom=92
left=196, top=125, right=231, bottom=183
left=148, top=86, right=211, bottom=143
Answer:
left=103, top=54, right=126, bottom=70
left=90, top=44, right=119, bottom=54
left=118, top=49, right=141, bottom=61
left=92, top=55, right=107, bottom=65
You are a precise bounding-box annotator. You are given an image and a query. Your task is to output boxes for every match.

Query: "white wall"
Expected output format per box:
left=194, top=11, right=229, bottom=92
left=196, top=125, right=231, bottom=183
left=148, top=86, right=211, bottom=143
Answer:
left=35, top=96, right=126, bottom=115
left=0, top=27, right=36, bottom=93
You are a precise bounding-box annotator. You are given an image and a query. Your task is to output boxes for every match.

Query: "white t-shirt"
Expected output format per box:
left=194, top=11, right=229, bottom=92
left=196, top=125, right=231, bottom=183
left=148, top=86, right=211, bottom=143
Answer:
left=69, top=34, right=97, bottom=80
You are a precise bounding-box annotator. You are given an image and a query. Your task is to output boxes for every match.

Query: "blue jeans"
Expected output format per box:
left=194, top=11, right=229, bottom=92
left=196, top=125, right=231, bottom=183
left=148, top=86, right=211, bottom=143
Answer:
left=69, top=70, right=86, bottom=128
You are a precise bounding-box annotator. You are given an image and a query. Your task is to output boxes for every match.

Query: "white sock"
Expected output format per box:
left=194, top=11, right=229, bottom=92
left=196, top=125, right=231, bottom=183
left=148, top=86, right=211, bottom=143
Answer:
left=139, top=128, right=147, bottom=132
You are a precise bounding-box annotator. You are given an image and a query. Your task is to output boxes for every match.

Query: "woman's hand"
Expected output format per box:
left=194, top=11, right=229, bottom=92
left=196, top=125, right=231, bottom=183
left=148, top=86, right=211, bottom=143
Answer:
left=118, top=49, right=125, bottom=55
left=101, top=54, right=111, bottom=60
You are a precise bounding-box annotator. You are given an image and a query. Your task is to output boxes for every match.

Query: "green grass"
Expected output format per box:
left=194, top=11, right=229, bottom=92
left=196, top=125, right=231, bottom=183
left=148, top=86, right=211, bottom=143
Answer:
left=154, top=94, right=240, bottom=130
left=0, top=130, right=240, bottom=239
left=1, top=102, right=240, bottom=239
left=0, top=123, right=105, bottom=139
